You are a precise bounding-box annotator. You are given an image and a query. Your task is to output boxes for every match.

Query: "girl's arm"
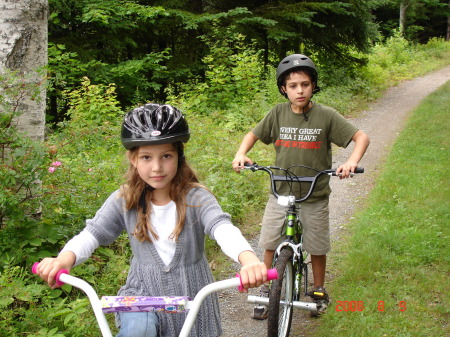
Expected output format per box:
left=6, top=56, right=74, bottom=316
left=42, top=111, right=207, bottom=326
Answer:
left=60, top=229, right=100, bottom=266
left=213, top=223, right=267, bottom=292
left=336, top=130, right=370, bottom=178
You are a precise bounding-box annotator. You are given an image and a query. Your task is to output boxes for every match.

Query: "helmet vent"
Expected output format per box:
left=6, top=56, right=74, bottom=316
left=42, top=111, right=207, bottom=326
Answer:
left=121, top=103, right=190, bottom=149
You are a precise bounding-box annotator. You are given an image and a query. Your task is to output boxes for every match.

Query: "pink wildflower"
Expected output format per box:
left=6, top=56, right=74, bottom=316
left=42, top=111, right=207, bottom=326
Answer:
left=88, top=168, right=93, bottom=172
left=48, top=167, right=56, bottom=173
left=52, top=161, right=62, bottom=167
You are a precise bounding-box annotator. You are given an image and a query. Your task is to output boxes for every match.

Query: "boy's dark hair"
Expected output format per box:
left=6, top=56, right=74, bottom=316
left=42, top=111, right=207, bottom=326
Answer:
left=280, top=67, right=316, bottom=87
left=276, top=54, right=321, bottom=97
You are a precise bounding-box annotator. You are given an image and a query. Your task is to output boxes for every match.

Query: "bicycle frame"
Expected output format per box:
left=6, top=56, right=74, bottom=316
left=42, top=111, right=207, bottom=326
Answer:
left=32, top=263, right=277, bottom=337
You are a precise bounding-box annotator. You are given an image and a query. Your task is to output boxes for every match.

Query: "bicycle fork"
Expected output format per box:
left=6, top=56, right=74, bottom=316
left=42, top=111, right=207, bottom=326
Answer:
left=248, top=242, right=317, bottom=313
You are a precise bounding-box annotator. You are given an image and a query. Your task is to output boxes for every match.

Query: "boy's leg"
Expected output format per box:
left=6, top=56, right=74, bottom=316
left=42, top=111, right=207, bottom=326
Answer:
left=300, top=198, right=331, bottom=315
left=311, top=254, right=326, bottom=288
left=263, top=249, right=275, bottom=271
left=309, top=254, right=330, bottom=315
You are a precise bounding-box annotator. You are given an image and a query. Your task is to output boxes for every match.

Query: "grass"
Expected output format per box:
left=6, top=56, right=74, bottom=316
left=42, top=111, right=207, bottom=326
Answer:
left=314, top=82, right=449, bottom=336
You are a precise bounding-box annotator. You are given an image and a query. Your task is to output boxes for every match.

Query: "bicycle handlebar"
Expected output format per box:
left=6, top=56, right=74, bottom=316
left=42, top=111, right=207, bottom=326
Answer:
left=243, top=163, right=364, bottom=203
left=32, top=262, right=277, bottom=290
left=32, top=262, right=278, bottom=337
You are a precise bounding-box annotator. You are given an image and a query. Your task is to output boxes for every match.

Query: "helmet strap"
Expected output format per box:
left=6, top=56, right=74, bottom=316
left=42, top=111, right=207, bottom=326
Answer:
left=178, top=155, right=185, bottom=167
left=302, top=101, right=313, bottom=121
left=139, top=184, right=154, bottom=215
left=176, top=142, right=185, bottom=167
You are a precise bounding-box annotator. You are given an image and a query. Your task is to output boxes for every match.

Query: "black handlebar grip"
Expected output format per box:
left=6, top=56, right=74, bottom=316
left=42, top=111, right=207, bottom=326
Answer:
left=354, top=167, right=364, bottom=173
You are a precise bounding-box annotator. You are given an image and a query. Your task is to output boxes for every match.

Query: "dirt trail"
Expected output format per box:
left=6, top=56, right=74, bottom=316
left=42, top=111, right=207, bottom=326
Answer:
left=218, top=65, right=450, bottom=337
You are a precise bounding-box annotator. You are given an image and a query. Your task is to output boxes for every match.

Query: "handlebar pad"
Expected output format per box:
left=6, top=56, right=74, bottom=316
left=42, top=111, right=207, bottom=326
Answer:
left=32, top=262, right=68, bottom=286
left=237, top=268, right=278, bottom=291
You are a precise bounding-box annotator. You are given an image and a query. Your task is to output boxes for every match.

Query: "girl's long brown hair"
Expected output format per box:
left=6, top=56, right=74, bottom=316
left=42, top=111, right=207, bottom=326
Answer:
left=120, top=142, right=203, bottom=242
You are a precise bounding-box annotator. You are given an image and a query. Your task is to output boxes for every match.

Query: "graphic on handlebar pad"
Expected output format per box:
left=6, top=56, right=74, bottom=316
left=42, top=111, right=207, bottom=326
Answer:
left=102, top=296, right=190, bottom=313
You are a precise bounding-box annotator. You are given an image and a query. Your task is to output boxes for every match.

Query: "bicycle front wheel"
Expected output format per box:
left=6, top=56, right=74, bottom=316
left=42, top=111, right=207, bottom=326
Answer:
left=267, top=248, right=294, bottom=337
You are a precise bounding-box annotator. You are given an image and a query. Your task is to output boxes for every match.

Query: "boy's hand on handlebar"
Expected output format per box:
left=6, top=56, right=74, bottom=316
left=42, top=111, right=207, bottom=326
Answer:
left=336, top=161, right=359, bottom=179
left=35, top=252, right=76, bottom=289
left=232, top=154, right=252, bottom=173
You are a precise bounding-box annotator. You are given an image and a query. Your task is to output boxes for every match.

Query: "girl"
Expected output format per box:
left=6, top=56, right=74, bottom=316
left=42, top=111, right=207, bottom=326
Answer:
left=36, top=103, right=267, bottom=337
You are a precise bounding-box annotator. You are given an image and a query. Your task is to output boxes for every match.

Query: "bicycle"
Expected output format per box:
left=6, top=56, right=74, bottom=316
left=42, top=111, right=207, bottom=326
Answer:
left=32, top=263, right=277, bottom=337
left=244, top=163, right=364, bottom=337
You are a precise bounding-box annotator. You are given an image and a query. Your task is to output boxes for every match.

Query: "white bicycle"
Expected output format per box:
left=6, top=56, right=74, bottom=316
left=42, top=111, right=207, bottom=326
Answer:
left=32, top=263, right=277, bottom=337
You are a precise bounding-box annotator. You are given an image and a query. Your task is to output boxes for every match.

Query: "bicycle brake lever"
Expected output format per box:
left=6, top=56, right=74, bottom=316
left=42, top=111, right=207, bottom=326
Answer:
left=243, top=162, right=257, bottom=171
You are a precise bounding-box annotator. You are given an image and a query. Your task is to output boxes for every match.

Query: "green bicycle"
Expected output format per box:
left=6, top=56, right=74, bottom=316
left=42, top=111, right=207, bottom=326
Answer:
left=245, top=163, right=364, bottom=337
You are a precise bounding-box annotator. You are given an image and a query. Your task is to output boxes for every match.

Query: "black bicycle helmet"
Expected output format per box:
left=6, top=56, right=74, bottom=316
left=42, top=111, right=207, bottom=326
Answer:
left=121, top=103, right=190, bottom=150
left=276, top=54, right=320, bottom=97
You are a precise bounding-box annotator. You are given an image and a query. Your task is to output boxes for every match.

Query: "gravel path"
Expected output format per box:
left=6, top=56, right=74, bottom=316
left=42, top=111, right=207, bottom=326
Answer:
left=218, top=65, right=450, bottom=337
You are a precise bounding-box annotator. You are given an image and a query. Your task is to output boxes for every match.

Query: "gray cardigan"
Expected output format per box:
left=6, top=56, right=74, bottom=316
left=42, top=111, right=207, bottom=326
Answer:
left=86, top=187, right=231, bottom=337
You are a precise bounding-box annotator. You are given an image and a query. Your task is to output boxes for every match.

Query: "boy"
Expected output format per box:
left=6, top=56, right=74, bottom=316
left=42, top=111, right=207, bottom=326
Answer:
left=232, top=54, right=370, bottom=318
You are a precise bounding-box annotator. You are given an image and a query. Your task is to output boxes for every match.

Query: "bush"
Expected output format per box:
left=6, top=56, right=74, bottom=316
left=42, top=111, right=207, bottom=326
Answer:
left=0, top=71, right=52, bottom=270
left=41, top=78, right=127, bottom=242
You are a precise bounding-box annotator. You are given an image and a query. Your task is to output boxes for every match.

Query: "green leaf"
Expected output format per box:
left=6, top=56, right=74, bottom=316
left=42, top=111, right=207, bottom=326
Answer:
left=0, top=297, right=14, bottom=308
left=28, top=238, right=44, bottom=246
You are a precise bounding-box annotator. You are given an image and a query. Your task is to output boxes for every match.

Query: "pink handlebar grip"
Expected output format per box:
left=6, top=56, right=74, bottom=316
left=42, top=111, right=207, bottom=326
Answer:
left=32, top=262, right=69, bottom=287
left=32, top=262, right=39, bottom=274
left=237, top=268, right=278, bottom=291
left=267, top=268, right=278, bottom=281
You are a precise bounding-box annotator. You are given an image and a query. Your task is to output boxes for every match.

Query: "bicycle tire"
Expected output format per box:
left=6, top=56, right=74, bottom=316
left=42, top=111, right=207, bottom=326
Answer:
left=267, top=248, right=295, bottom=337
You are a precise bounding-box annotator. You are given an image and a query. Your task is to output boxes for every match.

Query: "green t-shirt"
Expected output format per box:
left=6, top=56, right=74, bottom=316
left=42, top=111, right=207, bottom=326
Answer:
left=252, top=102, right=358, bottom=201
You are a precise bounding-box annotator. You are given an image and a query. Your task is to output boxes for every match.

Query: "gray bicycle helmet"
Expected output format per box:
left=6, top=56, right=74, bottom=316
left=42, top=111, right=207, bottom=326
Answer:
left=121, top=103, right=190, bottom=150
left=276, top=54, right=321, bottom=97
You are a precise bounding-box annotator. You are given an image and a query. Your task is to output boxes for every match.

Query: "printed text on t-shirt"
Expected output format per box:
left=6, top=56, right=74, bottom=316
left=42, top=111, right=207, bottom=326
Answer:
left=276, top=127, right=323, bottom=148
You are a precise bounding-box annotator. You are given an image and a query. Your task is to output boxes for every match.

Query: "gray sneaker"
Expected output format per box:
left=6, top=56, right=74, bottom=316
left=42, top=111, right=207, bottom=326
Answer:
left=308, top=287, right=330, bottom=316
left=251, top=284, right=269, bottom=320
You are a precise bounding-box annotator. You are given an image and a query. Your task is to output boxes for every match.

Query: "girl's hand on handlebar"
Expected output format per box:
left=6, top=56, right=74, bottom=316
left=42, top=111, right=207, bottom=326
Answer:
left=35, top=251, right=76, bottom=289
left=237, top=251, right=267, bottom=293
left=336, top=161, right=358, bottom=179
left=232, top=154, right=252, bottom=173
left=238, top=262, right=267, bottom=293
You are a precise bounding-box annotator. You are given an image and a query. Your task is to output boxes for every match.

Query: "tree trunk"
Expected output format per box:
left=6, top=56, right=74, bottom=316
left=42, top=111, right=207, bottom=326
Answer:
left=447, top=15, right=450, bottom=41
left=399, top=1, right=410, bottom=36
left=0, top=0, right=48, bottom=142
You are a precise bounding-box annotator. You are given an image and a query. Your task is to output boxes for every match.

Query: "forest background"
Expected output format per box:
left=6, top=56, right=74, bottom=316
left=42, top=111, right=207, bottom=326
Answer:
left=1, top=0, right=449, bottom=336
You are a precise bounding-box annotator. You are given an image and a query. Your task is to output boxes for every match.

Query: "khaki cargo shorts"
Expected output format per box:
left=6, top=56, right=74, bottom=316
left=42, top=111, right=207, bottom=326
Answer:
left=258, top=194, right=330, bottom=255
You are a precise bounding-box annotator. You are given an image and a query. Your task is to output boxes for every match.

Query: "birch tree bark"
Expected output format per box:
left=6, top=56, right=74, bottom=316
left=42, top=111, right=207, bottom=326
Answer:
left=0, top=0, right=48, bottom=141
left=399, top=0, right=410, bottom=36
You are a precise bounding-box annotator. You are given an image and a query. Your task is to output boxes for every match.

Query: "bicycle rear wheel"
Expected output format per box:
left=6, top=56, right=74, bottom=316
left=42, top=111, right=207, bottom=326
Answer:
left=267, top=248, right=294, bottom=337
